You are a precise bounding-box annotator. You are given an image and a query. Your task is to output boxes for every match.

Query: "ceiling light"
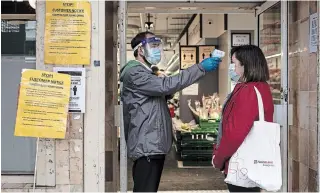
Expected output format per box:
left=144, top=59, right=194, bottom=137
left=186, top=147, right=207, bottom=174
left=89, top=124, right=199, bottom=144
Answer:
left=144, top=21, right=154, bottom=29
left=180, top=7, right=198, bottom=10
left=145, top=7, right=156, bottom=10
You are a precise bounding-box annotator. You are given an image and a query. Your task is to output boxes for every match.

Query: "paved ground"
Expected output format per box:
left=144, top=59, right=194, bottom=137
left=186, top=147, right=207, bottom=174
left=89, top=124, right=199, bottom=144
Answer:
left=127, top=148, right=228, bottom=191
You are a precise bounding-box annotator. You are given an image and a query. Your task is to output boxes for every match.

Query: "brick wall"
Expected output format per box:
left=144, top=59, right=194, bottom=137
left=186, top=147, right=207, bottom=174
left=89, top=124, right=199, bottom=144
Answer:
left=288, top=1, right=319, bottom=192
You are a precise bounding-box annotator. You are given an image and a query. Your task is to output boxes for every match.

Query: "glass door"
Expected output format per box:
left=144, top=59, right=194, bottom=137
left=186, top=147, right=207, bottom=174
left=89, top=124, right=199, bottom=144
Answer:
left=258, top=1, right=289, bottom=191
left=258, top=3, right=282, bottom=104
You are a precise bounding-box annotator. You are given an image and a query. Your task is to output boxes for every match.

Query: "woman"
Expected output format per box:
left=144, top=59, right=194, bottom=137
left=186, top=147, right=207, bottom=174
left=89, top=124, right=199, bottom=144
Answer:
left=212, top=45, right=274, bottom=192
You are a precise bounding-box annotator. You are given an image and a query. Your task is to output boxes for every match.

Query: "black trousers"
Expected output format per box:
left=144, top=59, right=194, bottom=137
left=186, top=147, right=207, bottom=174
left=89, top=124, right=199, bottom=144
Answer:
left=132, top=155, right=165, bottom=192
left=226, top=183, right=261, bottom=192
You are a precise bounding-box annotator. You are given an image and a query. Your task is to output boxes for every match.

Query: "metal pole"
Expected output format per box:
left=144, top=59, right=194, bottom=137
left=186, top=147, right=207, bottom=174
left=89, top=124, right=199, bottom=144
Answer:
left=317, top=2, right=320, bottom=192
left=118, top=1, right=128, bottom=192
left=280, top=1, right=288, bottom=192
left=254, top=9, right=259, bottom=46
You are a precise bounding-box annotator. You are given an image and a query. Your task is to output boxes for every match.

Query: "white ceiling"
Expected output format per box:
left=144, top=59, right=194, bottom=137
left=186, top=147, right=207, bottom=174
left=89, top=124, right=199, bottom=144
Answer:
left=127, top=13, right=192, bottom=50
left=126, top=1, right=265, bottom=50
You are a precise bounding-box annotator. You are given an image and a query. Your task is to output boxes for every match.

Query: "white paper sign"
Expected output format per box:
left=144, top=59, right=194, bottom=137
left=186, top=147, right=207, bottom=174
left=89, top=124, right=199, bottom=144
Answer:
left=53, top=67, right=86, bottom=113
left=182, top=83, right=198, bottom=95
left=232, top=34, right=251, bottom=47
left=309, top=13, right=318, bottom=53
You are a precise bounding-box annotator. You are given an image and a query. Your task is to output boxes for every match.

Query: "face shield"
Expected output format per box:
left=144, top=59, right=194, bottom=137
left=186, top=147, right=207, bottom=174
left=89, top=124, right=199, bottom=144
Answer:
left=133, top=37, right=166, bottom=66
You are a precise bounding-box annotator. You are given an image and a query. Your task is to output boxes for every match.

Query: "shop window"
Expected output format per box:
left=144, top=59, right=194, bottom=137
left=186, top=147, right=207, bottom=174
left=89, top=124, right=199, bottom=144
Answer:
left=1, top=20, right=37, bottom=173
left=1, top=1, right=35, bottom=14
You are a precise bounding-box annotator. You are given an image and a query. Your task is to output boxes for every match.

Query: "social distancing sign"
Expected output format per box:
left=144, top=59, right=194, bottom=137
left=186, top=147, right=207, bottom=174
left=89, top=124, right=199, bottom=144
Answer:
left=53, top=67, right=86, bottom=113
left=14, top=69, right=71, bottom=139
left=44, top=1, right=91, bottom=65
left=180, top=46, right=197, bottom=69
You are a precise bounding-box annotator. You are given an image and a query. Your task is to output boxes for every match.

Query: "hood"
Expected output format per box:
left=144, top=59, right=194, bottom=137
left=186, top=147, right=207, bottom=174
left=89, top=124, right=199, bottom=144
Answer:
left=119, top=60, right=141, bottom=82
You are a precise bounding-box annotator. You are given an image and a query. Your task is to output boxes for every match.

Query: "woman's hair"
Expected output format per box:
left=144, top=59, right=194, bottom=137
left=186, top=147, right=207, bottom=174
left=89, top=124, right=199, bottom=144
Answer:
left=230, top=45, right=269, bottom=82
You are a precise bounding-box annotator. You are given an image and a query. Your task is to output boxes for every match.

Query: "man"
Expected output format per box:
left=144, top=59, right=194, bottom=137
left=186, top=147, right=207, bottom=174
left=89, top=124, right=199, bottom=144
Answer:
left=120, top=31, right=221, bottom=192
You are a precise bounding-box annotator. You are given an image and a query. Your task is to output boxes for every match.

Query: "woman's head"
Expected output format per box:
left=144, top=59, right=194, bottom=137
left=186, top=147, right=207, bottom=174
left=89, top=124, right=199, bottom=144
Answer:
left=230, top=45, right=269, bottom=82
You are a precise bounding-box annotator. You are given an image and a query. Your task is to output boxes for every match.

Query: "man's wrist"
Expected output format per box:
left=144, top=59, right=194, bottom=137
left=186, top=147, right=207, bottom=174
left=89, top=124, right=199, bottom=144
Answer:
left=197, top=63, right=206, bottom=72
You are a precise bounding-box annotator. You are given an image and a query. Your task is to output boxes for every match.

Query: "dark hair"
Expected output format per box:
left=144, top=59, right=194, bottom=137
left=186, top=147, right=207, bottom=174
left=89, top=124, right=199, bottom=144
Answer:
left=230, top=45, right=269, bottom=82
left=131, top=31, right=155, bottom=57
left=151, top=65, right=159, bottom=73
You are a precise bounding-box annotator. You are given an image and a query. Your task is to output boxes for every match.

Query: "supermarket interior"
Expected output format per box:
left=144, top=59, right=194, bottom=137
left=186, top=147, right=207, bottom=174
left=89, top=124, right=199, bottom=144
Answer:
left=118, top=1, right=319, bottom=191
left=122, top=1, right=276, bottom=191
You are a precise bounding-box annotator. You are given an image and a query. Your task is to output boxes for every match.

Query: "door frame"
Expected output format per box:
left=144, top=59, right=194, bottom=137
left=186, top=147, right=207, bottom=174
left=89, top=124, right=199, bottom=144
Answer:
left=118, top=1, right=285, bottom=192
left=256, top=1, right=289, bottom=192
left=1, top=14, right=36, bottom=20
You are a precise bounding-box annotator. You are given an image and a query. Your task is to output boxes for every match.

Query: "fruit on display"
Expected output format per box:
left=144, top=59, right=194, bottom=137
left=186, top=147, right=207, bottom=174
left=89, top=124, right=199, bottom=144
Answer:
left=188, top=93, right=222, bottom=121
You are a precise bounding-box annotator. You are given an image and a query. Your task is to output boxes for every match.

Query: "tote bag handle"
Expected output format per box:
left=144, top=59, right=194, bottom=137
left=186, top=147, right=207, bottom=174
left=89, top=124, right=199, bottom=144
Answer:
left=253, top=86, right=264, bottom=122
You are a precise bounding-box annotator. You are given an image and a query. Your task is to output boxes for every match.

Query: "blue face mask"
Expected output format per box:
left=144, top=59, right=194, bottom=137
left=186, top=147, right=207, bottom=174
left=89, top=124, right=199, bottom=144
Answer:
left=228, top=63, right=241, bottom=82
left=146, top=48, right=161, bottom=65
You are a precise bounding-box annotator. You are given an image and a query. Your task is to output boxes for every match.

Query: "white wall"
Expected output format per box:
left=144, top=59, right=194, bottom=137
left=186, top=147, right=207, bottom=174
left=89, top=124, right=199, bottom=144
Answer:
left=202, top=14, right=225, bottom=38
left=218, top=31, right=231, bottom=102
left=228, top=13, right=256, bottom=30
left=188, top=14, right=201, bottom=45
left=180, top=33, right=187, bottom=45
left=217, top=13, right=256, bottom=100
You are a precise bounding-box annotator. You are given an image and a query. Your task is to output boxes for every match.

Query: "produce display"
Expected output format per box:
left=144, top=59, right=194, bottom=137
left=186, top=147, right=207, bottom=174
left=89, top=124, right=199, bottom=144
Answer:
left=173, top=93, right=222, bottom=167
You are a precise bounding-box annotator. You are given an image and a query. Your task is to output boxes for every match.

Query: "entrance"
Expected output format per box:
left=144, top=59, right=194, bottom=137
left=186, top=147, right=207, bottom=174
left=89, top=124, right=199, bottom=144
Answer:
left=118, top=1, right=289, bottom=192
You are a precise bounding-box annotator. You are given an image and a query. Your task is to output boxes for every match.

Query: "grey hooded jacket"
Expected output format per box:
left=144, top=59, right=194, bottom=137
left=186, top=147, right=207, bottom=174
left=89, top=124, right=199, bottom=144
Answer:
left=120, top=60, right=206, bottom=160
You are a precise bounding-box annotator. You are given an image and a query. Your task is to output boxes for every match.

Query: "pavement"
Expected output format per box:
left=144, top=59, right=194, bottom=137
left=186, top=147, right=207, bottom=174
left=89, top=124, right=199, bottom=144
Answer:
left=127, top=148, right=228, bottom=191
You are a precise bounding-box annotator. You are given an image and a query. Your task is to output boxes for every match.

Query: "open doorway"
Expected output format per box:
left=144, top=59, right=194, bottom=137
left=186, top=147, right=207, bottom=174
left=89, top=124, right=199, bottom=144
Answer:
left=118, top=1, right=290, bottom=192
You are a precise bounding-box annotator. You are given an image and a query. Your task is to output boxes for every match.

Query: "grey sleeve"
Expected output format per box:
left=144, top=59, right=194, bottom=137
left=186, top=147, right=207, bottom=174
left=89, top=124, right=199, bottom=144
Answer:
left=127, top=64, right=206, bottom=96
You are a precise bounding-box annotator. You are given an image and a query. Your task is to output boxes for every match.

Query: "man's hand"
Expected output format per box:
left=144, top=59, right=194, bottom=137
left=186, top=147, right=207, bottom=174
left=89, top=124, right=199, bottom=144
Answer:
left=200, top=57, right=222, bottom=72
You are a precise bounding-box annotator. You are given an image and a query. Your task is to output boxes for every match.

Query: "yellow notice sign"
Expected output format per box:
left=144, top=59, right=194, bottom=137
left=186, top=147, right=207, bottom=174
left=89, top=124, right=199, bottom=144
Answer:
left=44, top=1, right=91, bottom=65
left=14, top=69, right=71, bottom=139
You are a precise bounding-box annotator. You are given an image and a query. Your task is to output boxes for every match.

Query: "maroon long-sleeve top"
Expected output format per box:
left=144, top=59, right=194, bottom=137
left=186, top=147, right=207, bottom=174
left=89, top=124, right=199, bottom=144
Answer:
left=213, top=82, right=274, bottom=173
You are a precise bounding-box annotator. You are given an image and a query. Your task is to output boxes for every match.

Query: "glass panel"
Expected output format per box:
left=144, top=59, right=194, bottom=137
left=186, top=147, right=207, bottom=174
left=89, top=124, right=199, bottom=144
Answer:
left=258, top=2, right=281, bottom=104
left=1, top=20, right=36, bottom=57
left=1, top=20, right=36, bottom=173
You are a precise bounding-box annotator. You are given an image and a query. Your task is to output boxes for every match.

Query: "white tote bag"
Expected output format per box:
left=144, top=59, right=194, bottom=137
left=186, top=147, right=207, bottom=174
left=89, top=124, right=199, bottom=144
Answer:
left=224, top=86, right=282, bottom=191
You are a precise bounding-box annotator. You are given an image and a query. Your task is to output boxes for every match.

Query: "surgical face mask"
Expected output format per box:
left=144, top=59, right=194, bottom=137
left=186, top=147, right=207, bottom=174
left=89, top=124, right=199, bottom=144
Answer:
left=145, top=47, right=161, bottom=65
left=228, top=63, right=241, bottom=82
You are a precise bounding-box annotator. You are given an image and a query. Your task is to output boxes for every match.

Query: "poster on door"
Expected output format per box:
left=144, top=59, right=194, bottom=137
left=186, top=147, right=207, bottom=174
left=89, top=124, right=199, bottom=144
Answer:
left=198, top=46, right=215, bottom=63
left=180, top=46, right=197, bottom=69
left=44, top=1, right=91, bottom=65
left=53, top=67, right=86, bottom=113
left=14, top=69, right=71, bottom=139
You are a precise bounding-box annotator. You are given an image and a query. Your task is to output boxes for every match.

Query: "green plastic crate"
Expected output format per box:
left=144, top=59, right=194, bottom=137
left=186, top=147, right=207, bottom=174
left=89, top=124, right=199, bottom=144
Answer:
left=199, top=119, right=220, bottom=129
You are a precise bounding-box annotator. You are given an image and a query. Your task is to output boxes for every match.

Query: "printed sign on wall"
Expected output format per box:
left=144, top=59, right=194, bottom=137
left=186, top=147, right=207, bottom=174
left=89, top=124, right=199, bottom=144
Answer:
left=198, top=46, right=215, bottom=63
left=231, top=33, right=251, bottom=47
left=44, top=1, right=91, bottom=65
left=53, top=67, right=86, bottom=113
left=309, top=13, right=318, bottom=53
left=15, top=69, right=71, bottom=139
left=180, top=46, right=197, bottom=69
